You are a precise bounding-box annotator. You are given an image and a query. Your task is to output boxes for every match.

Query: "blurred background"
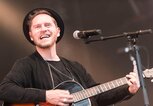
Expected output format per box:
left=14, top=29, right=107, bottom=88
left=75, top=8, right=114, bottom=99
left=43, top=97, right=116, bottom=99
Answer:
left=0, top=0, right=153, bottom=106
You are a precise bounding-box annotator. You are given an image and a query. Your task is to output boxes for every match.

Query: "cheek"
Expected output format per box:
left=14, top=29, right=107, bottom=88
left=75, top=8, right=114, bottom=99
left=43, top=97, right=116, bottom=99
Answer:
left=29, top=30, right=38, bottom=41
left=30, top=29, right=40, bottom=35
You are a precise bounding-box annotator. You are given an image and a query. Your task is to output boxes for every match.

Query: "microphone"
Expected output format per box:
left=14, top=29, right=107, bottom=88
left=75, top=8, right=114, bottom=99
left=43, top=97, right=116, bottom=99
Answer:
left=73, top=29, right=102, bottom=39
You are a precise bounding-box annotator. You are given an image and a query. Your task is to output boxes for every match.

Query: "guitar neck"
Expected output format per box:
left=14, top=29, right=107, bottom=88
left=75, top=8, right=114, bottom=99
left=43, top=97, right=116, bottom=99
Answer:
left=73, top=77, right=128, bottom=102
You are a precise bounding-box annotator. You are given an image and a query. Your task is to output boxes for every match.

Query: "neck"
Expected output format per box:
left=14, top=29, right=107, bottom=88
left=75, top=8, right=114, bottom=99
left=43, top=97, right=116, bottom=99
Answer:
left=36, top=45, right=60, bottom=61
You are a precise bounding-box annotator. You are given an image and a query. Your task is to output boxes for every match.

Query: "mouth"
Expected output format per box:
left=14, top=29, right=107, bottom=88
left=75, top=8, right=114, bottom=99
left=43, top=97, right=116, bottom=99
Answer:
left=40, top=34, right=50, bottom=39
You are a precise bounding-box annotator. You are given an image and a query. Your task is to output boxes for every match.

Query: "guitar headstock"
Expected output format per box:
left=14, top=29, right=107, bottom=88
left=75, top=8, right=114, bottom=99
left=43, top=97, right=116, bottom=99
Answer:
left=143, top=68, right=153, bottom=78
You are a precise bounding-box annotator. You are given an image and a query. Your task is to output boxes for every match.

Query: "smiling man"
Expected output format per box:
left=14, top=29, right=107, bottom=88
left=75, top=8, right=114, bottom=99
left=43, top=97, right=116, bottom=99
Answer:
left=0, top=8, right=139, bottom=106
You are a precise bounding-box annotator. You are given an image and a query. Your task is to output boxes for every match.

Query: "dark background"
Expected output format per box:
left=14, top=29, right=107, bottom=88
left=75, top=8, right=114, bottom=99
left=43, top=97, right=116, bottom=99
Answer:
left=0, top=0, right=153, bottom=106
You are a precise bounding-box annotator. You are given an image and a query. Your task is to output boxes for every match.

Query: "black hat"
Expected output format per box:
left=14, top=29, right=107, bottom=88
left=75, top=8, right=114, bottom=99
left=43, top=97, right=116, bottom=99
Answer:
left=23, top=8, right=64, bottom=45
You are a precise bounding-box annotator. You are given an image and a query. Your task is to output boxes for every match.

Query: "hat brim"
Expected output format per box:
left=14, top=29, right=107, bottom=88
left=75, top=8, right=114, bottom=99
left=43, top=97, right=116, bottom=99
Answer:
left=23, top=8, right=64, bottom=45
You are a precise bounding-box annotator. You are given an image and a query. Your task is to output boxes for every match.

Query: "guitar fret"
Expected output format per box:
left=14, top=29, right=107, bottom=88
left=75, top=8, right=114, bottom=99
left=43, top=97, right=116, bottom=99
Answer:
left=86, top=88, right=90, bottom=97
left=120, top=78, right=123, bottom=85
left=73, top=94, right=77, bottom=102
left=115, top=79, right=119, bottom=87
left=84, top=88, right=91, bottom=98
left=115, top=78, right=121, bottom=87
left=84, top=90, right=90, bottom=97
left=110, top=81, right=115, bottom=88
left=77, top=92, right=82, bottom=101
left=123, top=77, right=128, bottom=84
left=113, top=80, right=117, bottom=88
left=94, top=87, right=100, bottom=95
left=75, top=93, right=82, bottom=102
left=104, top=84, right=107, bottom=91
left=104, top=83, right=109, bottom=90
left=103, top=84, right=107, bottom=91
left=73, top=77, right=128, bottom=103
left=93, top=87, right=98, bottom=95
left=92, top=88, right=96, bottom=95
left=79, top=91, right=83, bottom=100
left=99, top=84, right=104, bottom=92
left=118, top=78, right=121, bottom=86
left=107, top=82, right=111, bottom=90
left=73, top=92, right=80, bottom=102
left=97, top=85, right=103, bottom=93
left=91, top=88, right=95, bottom=96
left=81, top=90, right=88, bottom=100
left=89, top=89, right=93, bottom=97
left=111, top=82, right=115, bottom=89
left=80, top=91, right=85, bottom=100
left=96, top=86, right=101, bottom=94
left=79, top=90, right=84, bottom=100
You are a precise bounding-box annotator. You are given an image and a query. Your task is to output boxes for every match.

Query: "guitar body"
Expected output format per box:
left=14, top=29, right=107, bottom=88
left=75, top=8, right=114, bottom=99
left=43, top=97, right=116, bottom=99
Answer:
left=53, top=80, right=91, bottom=106
left=7, top=80, right=91, bottom=106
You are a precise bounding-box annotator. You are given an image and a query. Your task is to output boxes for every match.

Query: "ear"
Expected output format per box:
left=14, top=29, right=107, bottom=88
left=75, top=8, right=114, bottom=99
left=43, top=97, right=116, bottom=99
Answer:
left=57, top=27, right=60, bottom=37
left=29, top=32, right=34, bottom=41
left=57, top=32, right=60, bottom=37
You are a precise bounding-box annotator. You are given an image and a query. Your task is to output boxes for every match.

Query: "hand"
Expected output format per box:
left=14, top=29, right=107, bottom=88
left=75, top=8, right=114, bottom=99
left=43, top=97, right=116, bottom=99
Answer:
left=46, top=89, right=73, bottom=106
left=126, top=72, right=140, bottom=94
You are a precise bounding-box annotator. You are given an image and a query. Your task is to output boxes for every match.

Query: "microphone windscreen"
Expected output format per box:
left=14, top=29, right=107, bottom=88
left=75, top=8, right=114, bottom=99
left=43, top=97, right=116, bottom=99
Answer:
left=73, top=30, right=80, bottom=39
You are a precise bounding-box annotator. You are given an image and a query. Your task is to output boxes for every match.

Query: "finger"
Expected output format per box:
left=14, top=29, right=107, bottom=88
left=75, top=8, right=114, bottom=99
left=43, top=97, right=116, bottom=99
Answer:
left=126, top=72, right=138, bottom=80
left=128, top=72, right=137, bottom=77
left=127, top=72, right=140, bottom=87
left=57, top=89, right=70, bottom=94
left=64, top=97, right=74, bottom=103
left=133, top=61, right=137, bottom=72
left=57, top=102, right=69, bottom=106
left=127, top=80, right=132, bottom=86
left=128, top=76, right=137, bottom=83
left=126, top=74, right=135, bottom=81
left=127, top=77, right=139, bottom=87
left=58, top=98, right=72, bottom=106
left=61, top=97, right=73, bottom=103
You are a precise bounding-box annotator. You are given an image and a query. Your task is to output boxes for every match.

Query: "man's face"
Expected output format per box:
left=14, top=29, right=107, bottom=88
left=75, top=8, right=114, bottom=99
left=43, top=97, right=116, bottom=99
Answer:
left=29, top=14, right=60, bottom=48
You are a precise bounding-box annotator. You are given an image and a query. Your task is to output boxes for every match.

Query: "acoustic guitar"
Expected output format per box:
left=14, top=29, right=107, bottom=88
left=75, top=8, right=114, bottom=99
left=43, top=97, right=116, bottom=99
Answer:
left=7, top=68, right=153, bottom=106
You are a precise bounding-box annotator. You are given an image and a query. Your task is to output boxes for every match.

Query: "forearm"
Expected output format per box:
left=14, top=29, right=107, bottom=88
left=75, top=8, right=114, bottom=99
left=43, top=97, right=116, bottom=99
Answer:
left=0, top=82, right=46, bottom=103
left=96, top=85, right=133, bottom=106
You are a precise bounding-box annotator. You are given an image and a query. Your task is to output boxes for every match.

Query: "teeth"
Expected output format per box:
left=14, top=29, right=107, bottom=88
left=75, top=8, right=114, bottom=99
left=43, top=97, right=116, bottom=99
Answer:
left=40, top=34, right=50, bottom=39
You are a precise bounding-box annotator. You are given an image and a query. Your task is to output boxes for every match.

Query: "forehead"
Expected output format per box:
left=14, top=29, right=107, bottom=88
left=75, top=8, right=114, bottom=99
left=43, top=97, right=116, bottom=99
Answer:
left=31, top=14, right=56, bottom=24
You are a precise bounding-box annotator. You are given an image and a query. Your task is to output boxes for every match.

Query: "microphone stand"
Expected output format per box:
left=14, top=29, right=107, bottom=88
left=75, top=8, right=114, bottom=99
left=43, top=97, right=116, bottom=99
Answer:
left=84, top=29, right=152, bottom=106
left=127, top=35, right=150, bottom=106
left=84, top=29, right=152, bottom=44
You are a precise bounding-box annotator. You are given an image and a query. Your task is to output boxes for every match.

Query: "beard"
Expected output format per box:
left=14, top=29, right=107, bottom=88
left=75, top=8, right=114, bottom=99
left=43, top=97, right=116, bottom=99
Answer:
left=34, top=38, right=57, bottom=49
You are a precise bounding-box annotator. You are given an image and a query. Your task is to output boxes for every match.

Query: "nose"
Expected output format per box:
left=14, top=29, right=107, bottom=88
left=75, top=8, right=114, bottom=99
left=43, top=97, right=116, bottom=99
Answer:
left=41, top=25, right=48, bottom=31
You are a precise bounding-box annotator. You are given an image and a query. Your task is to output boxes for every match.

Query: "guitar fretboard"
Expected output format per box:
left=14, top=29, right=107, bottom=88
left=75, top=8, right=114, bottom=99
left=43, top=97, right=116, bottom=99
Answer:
left=73, top=77, right=128, bottom=102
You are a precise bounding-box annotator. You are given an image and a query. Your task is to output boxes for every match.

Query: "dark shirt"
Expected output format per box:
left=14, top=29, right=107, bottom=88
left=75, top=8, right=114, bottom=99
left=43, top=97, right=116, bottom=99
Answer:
left=0, top=51, right=132, bottom=106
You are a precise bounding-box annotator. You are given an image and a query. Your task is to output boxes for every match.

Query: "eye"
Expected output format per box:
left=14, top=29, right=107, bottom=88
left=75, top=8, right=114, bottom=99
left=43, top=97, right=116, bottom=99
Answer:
left=33, top=24, right=41, bottom=29
left=44, top=23, right=52, bottom=28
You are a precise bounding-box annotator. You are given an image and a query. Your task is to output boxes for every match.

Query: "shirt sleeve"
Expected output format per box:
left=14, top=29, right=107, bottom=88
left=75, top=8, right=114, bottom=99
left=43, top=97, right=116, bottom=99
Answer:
left=95, top=84, right=134, bottom=106
left=0, top=59, right=46, bottom=103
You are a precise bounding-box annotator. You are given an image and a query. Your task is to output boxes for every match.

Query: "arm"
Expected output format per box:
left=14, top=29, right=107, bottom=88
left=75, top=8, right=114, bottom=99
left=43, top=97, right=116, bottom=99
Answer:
left=0, top=59, right=46, bottom=103
left=70, top=61, right=139, bottom=106
left=95, top=72, right=139, bottom=106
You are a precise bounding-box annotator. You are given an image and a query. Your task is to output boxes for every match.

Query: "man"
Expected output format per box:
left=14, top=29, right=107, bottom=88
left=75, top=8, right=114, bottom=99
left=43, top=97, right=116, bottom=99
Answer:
left=0, top=8, right=139, bottom=106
